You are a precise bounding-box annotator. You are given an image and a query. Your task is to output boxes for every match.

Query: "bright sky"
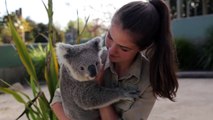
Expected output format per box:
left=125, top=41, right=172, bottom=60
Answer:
left=0, top=0, right=135, bottom=29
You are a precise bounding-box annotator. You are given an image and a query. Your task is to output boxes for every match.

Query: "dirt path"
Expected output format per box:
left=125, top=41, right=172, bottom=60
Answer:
left=0, top=79, right=213, bottom=120
left=149, top=78, right=213, bottom=120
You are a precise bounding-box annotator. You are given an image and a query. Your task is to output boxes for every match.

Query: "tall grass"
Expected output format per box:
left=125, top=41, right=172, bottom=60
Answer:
left=0, top=0, right=58, bottom=119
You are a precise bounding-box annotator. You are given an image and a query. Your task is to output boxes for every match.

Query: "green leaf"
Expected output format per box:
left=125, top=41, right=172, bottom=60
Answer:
left=7, top=18, right=39, bottom=88
left=38, top=93, right=50, bottom=120
left=30, top=76, right=39, bottom=97
left=0, top=87, right=26, bottom=104
left=44, top=49, right=59, bottom=102
left=0, top=79, right=11, bottom=87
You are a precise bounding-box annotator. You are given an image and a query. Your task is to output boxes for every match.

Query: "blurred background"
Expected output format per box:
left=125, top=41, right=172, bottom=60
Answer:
left=0, top=0, right=213, bottom=120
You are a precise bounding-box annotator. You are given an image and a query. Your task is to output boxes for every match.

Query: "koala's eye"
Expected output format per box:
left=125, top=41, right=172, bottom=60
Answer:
left=96, top=62, right=99, bottom=65
left=80, top=67, right=84, bottom=70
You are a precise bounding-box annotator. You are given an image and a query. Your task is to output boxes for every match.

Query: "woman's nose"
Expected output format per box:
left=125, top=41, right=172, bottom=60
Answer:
left=109, top=43, right=118, bottom=54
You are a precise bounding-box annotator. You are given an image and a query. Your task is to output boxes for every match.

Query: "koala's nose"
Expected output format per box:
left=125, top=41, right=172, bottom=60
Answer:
left=88, top=65, right=97, bottom=77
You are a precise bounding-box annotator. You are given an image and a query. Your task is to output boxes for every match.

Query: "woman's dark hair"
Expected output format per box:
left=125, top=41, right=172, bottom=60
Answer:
left=112, top=0, right=178, bottom=101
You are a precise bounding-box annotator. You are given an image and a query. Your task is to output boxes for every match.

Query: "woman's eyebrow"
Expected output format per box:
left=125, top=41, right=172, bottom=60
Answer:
left=109, top=31, right=133, bottom=50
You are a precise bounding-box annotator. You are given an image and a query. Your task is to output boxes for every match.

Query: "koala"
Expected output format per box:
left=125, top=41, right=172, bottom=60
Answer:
left=56, top=37, right=138, bottom=120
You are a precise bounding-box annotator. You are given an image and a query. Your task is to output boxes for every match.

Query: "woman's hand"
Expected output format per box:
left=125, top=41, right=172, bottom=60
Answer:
left=99, top=106, right=119, bottom=120
left=51, top=102, right=70, bottom=120
left=95, top=64, right=105, bottom=85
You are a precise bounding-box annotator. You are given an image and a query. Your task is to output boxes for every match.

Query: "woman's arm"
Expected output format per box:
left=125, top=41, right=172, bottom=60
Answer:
left=96, top=65, right=119, bottom=120
left=99, top=106, right=119, bottom=120
left=51, top=102, right=70, bottom=120
left=50, top=89, right=70, bottom=120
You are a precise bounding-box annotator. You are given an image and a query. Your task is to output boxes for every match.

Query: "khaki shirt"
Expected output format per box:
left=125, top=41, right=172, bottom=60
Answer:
left=102, top=53, right=156, bottom=120
left=51, top=52, right=156, bottom=120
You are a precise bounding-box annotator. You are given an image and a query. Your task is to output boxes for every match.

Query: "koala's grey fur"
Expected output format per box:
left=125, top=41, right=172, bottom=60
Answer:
left=56, top=37, right=138, bottom=120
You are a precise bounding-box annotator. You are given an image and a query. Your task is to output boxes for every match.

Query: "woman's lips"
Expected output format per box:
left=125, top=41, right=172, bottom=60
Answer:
left=109, top=54, right=115, bottom=57
left=109, top=54, right=118, bottom=59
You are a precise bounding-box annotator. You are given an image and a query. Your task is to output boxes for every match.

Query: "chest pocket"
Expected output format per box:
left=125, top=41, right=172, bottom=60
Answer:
left=113, top=76, right=139, bottom=112
left=114, top=99, right=134, bottom=114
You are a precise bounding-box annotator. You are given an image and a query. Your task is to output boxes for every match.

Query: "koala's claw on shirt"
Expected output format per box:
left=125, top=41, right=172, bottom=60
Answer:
left=123, top=89, right=140, bottom=101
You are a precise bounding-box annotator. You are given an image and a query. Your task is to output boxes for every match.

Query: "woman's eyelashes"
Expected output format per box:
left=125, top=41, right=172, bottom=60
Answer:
left=107, top=33, right=130, bottom=52
left=120, top=46, right=131, bottom=52
left=107, top=32, right=113, bottom=40
left=120, top=48, right=129, bottom=52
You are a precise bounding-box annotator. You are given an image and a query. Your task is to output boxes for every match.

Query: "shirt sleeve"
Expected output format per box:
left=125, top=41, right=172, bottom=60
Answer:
left=122, top=85, right=156, bottom=120
left=50, top=88, right=62, bottom=106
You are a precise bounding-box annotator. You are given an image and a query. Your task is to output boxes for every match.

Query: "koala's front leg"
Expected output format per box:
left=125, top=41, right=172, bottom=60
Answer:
left=74, top=83, right=139, bottom=110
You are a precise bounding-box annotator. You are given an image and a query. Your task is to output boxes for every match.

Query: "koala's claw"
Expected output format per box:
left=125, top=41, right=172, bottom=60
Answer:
left=123, top=89, right=140, bottom=100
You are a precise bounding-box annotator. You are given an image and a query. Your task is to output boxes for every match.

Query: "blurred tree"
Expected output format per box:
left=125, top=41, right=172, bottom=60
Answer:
left=86, top=18, right=107, bottom=37
left=22, top=17, right=34, bottom=42
left=65, top=18, right=107, bottom=44
left=0, top=8, right=64, bottom=44
left=33, top=23, right=49, bottom=43
left=53, top=26, right=65, bottom=43
left=169, top=0, right=213, bottom=19
left=0, top=8, right=26, bottom=43
left=32, top=23, right=64, bottom=43
left=1, top=26, right=12, bottom=43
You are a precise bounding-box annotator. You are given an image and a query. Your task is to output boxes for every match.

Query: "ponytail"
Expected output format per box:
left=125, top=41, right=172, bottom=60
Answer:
left=148, top=0, right=178, bottom=101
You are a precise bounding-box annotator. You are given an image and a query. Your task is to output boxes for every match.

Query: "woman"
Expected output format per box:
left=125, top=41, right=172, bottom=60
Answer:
left=51, top=0, right=179, bottom=120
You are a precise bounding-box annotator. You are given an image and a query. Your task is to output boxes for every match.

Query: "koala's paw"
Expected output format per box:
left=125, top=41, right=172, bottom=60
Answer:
left=122, top=89, right=140, bottom=101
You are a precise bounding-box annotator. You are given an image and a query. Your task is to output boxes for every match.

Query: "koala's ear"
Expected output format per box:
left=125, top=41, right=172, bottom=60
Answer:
left=56, top=43, right=75, bottom=59
left=88, top=37, right=103, bottom=51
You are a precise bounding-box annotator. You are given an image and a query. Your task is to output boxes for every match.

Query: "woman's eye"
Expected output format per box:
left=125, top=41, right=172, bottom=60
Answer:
left=121, top=48, right=129, bottom=52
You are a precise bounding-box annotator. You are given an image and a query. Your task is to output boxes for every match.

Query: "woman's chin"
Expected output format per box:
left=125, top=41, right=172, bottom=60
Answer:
left=109, top=56, right=116, bottom=62
left=109, top=57, right=120, bottom=63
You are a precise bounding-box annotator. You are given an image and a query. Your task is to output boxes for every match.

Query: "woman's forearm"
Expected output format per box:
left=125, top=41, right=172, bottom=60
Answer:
left=51, top=102, right=70, bottom=120
left=97, top=64, right=118, bottom=120
left=99, top=106, right=119, bottom=120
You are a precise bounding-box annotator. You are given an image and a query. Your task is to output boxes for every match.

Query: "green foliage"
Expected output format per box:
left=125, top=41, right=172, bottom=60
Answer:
left=66, top=15, right=90, bottom=44
left=8, top=18, right=39, bottom=86
left=29, top=44, right=47, bottom=82
left=42, top=0, right=59, bottom=102
left=0, top=34, right=2, bottom=44
left=1, top=26, right=12, bottom=43
left=175, top=38, right=202, bottom=71
left=198, top=26, right=213, bottom=70
left=175, top=29, right=213, bottom=71
left=66, top=17, right=107, bottom=44
left=0, top=0, right=58, bottom=119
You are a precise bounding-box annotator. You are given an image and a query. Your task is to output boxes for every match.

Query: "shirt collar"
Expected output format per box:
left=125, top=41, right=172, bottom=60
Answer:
left=104, top=54, right=117, bottom=75
left=104, top=52, right=149, bottom=80
left=128, top=54, right=142, bottom=79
